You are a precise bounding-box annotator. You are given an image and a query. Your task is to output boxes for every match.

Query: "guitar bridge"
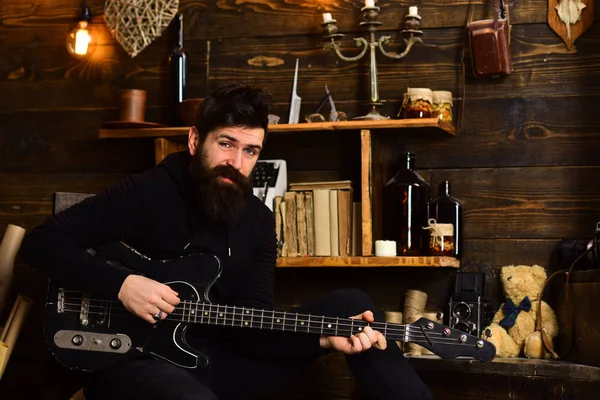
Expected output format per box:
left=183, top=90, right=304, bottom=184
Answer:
left=57, top=288, right=65, bottom=313
left=80, top=295, right=90, bottom=326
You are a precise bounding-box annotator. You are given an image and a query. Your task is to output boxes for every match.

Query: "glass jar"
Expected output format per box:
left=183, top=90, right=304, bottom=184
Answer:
left=425, top=219, right=454, bottom=256
left=399, top=88, right=433, bottom=119
left=432, top=90, right=453, bottom=123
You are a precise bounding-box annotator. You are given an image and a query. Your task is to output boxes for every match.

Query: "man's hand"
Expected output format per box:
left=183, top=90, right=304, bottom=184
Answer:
left=118, top=275, right=180, bottom=324
left=319, top=310, right=387, bottom=354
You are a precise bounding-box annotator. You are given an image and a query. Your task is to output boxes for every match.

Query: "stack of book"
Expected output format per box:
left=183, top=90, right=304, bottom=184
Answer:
left=273, top=180, right=361, bottom=257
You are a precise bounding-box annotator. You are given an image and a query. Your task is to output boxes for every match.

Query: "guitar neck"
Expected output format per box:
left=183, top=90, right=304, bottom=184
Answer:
left=167, top=301, right=411, bottom=342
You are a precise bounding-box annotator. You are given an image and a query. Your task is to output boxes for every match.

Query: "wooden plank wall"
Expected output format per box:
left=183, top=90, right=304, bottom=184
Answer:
left=1, top=0, right=600, bottom=398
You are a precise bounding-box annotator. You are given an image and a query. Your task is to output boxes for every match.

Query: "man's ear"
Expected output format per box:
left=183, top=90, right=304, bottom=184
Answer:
left=188, top=127, right=199, bottom=156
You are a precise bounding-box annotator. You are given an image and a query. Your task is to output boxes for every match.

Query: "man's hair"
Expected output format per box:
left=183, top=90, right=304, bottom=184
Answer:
left=194, top=82, right=272, bottom=144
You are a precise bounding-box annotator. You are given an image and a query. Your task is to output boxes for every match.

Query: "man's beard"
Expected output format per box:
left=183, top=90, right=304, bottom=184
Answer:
left=189, top=149, right=254, bottom=225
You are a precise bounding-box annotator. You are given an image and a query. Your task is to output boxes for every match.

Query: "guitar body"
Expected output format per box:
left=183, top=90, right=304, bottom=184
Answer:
left=44, top=242, right=223, bottom=372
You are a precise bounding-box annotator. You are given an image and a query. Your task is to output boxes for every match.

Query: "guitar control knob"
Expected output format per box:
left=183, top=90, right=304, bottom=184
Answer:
left=72, top=334, right=84, bottom=346
left=443, top=328, right=451, bottom=336
left=110, top=338, right=122, bottom=350
left=484, top=328, right=493, bottom=338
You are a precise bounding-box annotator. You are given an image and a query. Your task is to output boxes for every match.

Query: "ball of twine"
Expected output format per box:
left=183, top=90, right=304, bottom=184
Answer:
left=403, top=290, right=428, bottom=356
left=385, top=311, right=404, bottom=349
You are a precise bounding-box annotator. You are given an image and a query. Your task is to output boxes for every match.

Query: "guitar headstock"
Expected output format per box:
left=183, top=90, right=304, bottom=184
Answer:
left=409, top=318, right=496, bottom=362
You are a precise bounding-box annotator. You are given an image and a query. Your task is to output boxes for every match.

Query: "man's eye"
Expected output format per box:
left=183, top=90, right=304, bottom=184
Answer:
left=245, top=148, right=257, bottom=156
left=220, top=142, right=232, bottom=148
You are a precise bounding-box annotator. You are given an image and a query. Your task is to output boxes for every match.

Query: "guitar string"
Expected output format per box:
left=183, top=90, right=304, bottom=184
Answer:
left=57, top=309, right=469, bottom=347
left=60, top=302, right=445, bottom=335
left=62, top=297, right=446, bottom=334
left=57, top=308, right=486, bottom=349
left=59, top=304, right=464, bottom=341
left=61, top=297, right=485, bottom=345
left=61, top=299, right=451, bottom=337
left=62, top=294, right=444, bottom=335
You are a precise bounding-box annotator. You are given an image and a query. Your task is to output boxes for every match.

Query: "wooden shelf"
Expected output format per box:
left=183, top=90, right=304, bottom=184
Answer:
left=406, top=355, right=600, bottom=381
left=276, top=256, right=459, bottom=268
left=98, top=118, right=455, bottom=139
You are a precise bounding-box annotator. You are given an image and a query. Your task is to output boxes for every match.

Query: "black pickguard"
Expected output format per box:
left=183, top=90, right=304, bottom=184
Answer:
left=44, top=242, right=223, bottom=372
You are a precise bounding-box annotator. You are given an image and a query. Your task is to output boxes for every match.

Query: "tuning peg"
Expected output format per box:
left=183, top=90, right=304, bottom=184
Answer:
left=436, top=312, right=444, bottom=321
left=484, top=328, right=492, bottom=338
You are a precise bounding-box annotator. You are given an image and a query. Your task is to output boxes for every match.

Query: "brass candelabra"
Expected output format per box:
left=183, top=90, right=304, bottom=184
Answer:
left=321, top=3, right=423, bottom=120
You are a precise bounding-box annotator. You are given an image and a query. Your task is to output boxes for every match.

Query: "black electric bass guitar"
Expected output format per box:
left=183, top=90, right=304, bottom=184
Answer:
left=44, top=242, right=496, bottom=372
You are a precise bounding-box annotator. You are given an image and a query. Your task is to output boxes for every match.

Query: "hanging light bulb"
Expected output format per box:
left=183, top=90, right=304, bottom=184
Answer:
left=66, top=0, right=95, bottom=57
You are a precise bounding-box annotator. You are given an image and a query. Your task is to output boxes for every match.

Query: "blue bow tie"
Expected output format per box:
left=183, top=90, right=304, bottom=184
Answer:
left=499, top=296, right=532, bottom=329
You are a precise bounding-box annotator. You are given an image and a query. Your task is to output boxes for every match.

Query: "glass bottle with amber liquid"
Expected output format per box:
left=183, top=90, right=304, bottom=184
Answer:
left=429, top=180, right=463, bottom=258
left=382, top=152, right=430, bottom=256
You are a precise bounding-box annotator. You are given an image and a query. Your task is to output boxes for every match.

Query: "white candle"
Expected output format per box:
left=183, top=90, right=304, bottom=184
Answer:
left=322, top=13, right=333, bottom=23
left=375, top=240, right=397, bottom=257
left=365, top=0, right=375, bottom=8
left=409, top=6, right=419, bottom=17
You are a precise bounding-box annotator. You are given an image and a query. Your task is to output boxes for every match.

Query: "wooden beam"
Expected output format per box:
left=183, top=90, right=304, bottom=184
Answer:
left=154, top=138, right=186, bottom=164
left=361, top=129, right=373, bottom=256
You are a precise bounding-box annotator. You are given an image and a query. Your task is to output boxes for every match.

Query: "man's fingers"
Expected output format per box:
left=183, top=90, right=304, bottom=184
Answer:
left=375, top=331, right=387, bottom=350
left=140, top=310, right=157, bottom=324
left=357, top=332, right=372, bottom=351
left=362, top=326, right=378, bottom=343
left=158, top=286, right=180, bottom=306
left=350, top=335, right=362, bottom=352
left=349, top=310, right=375, bottom=322
left=157, top=298, right=176, bottom=314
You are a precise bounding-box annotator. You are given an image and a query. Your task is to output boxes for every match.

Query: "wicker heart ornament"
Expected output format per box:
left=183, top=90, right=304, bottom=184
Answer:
left=104, top=0, right=179, bottom=58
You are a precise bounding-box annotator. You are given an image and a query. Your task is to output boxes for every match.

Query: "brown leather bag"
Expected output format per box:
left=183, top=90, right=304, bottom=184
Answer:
left=467, top=0, right=513, bottom=78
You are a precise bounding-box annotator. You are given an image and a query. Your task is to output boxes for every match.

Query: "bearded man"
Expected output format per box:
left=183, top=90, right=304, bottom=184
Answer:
left=21, top=82, right=431, bottom=400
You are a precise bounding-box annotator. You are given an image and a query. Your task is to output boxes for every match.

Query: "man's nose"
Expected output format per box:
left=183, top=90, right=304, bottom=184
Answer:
left=226, top=150, right=243, bottom=170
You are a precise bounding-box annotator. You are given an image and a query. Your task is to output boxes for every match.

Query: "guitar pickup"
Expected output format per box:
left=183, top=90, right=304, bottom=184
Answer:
left=54, top=330, right=131, bottom=354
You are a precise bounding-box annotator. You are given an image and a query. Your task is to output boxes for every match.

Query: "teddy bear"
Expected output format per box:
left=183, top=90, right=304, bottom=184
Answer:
left=483, top=265, right=559, bottom=359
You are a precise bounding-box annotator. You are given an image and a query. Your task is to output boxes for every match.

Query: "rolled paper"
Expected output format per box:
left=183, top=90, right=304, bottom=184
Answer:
left=322, top=13, right=333, bottom=23
left=0, top=342, right=8, bottom=381
left=0, top=295, right=20, bottom=343
left=0, top=224, right=26, bottom=319
left=365, top=0, right=375, bottom=8
left=0, top=295, right=32, bottom=379
left=409, top=6, right=419, bottom=16
left=375, top=240, right=396, bottom=257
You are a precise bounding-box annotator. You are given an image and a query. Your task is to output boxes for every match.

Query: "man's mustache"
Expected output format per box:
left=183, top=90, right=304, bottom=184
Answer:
left=210, top=164, right=252, bottom=193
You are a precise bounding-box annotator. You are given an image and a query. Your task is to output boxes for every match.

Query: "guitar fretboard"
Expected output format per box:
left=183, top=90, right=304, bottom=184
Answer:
left=167, top=301, right=412, bottom=342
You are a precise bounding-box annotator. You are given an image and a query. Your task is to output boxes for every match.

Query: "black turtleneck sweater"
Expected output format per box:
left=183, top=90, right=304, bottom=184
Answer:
left=21, top=151, right=323, bottom=357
